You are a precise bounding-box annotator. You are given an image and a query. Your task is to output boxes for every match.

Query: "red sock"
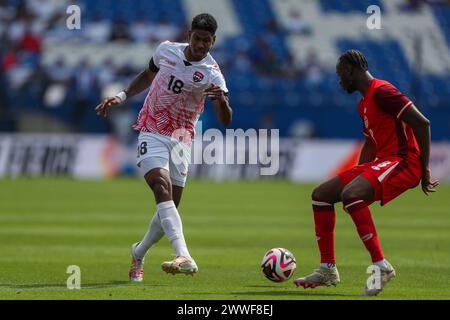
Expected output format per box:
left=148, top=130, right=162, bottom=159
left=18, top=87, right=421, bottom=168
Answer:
left=312, top=198, right=336, bottom=264
left=343, top=197, right=384, bottom=262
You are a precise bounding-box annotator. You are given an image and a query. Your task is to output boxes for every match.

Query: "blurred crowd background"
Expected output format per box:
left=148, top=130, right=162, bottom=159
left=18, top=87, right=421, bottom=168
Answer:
left=0, top=0, right=449, bottom=145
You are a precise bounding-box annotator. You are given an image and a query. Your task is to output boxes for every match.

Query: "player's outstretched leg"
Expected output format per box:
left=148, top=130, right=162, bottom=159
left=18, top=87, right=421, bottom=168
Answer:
left=342, top=176, right=394, bottom=295
left=144, top=168, right=198, bottom=276
left=295, top=177, right=343, bottom=289
left=158, top=200, right=198, bottom=276
left=129, top=242, right=145, bottom=282
left=363, top=260, right=396, bottom=296
left=129, top=213, right=165, bottom=282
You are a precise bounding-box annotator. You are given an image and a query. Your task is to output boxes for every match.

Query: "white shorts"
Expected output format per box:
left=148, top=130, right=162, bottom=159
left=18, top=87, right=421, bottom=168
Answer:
left=136, top=132, right=191, bottom=187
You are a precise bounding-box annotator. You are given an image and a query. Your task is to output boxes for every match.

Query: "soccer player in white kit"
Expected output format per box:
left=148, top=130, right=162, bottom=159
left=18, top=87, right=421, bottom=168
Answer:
left=95, top=13, right=232, bottom=281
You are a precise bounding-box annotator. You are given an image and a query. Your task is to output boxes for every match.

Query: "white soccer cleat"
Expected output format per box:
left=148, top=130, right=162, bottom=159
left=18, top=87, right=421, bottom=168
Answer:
left=362, top=261, right=396, bottom=296
left=128, top=242, right=145, bottom=282
left=161, top=256, right=198, bottom=276
left=294, top=266, right=340, bottom=288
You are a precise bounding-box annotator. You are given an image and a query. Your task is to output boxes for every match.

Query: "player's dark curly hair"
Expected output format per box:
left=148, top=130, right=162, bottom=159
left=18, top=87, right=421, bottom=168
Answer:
left=191, top=13, right=218, bottom=35
left=339, top=50, right=369, bottom=71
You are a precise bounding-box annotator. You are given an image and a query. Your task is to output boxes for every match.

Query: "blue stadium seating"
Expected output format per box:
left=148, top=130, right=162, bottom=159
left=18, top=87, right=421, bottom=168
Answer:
left=3, top=0, right=449, bottom=139
left=78, top=0, right=185, bottom=24
left=231, top=0, right=290, bottom=62
left=336, top=39, right=412, bottom=91
left=319, top=0, right=385, bottom=13
left=433, top=5, right=450, bottom=47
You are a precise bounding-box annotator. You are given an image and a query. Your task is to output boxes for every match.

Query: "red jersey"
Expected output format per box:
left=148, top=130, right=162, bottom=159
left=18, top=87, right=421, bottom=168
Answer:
left=358, top=78, right=420, bottom=159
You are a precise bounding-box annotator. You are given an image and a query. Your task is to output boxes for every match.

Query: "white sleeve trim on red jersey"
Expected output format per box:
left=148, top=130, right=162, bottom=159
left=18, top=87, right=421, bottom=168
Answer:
left=396, top=101, right=412, bottom=119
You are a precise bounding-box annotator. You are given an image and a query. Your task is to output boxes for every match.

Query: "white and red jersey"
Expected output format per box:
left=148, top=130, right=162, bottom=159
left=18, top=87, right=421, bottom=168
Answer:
left=133, top=41, right=228, bottom=143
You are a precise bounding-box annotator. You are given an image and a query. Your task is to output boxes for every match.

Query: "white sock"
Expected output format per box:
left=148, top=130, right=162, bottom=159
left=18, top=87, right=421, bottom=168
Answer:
left=157, top=200, right=191, bottom=259
left=134, top=213, right=165, bottom=259
left=320, top=263, right=336, bottom=270
left=374, top=259, right=389, bottom=270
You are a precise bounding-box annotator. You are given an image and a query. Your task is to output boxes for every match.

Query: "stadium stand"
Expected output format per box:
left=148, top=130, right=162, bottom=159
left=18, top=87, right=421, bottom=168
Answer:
left=0, top=0, right=449, bottom=138
left=319, top=0, right=385, bottom=13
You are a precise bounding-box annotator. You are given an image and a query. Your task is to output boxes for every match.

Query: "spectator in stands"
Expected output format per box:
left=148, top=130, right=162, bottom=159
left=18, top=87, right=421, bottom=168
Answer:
left=96, top=58, right=116, bottom=88
left=115, top=63, right=137, bottom=84
left=250, top=35, right=279, bottom=76
left=130, top=15, right=152, bottom=43
left=19, top=25, right=42, bottom=54
left=0, top=48, right=8, bottom=92
left=108, top=102, right=135, bottom=145
left=0, top=0, right=15, bottom=23
left=1, top=45, right=19, bottom=71
left=399, top=0, right=425, bottom=11
left=284, top=9, right=311, bottom=35
left=399, top=0, right=449, bottom=11
left=111, top=18, right=131, bottom=42
left=259, top=112, right=276, bottom=130
left=26, top=0, right=66, bottom=24
left=71, top=59, right=97, bottom=131
left=0, top=61, right=14, bottom=130
left=150, top=15, right=180, bottom=43
left=288, top=119, right=317, bottom=138
left=233, top=48, right=254, bottom=74
left=6, top=2, right=44, bottom=42
left=12, top=1, right=30, bottom=22
left=47, top=56, right=73, bottom=84
left=84, top=13, right=111, bottom=43
left=6, top=7, right=30, bottom=45
left=302, top=48, right=325, bottom=87
left=265, top=17, right=283, bottom=35
left=1, top=42, right=34, bottom=90
left=280, top=52, right=302, bottom=79
left=175, top=22, right=190, bottom=43
left=21, top=61, right=49, bottom=108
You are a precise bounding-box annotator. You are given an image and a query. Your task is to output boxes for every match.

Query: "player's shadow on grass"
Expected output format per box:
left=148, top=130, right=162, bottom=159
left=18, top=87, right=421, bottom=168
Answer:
left=0, top=283, right=67, bottom=289
left=181, top=287, right=357, bottom=298
left=232, top=290, right=355, bottom=297
left=231, top=285, right=358, bottom=297
left=82, top=281, right=170, bottom=289
left=0, top=281, right=167, bottom=290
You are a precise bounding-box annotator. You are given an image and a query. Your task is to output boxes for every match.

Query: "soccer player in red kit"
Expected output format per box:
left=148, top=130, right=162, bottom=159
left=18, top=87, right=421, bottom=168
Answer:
left=294, top=50, right=439, bottom=296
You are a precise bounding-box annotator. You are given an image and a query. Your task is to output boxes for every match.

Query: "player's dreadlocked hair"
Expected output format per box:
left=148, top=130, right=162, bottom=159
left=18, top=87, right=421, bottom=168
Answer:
left=339, top=50, right=369, bottom=71
left=192, top=13, right=218, bottom=35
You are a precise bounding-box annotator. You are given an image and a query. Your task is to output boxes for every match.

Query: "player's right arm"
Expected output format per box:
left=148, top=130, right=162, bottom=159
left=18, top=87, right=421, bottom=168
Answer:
left=95, top=66, right=158, bottom=117
left=125, top=67, right=158, bottom=98
left=96, top=41, right=167, bottom=117
left=358, top=135, right=376, bottom=165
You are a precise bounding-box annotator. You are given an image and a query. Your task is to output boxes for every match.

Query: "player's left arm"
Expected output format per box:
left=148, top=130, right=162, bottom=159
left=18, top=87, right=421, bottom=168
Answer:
left=205, top=70, right=232, bottom=126
left=206, top=86, right=232, bottom=126
left=375, top=85, right=439, bottom=195
left=400, top=105, right=439, bottom=195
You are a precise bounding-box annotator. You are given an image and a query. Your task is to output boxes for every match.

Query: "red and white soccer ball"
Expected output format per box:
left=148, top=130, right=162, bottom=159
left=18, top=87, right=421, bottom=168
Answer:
left=261, top=248, right=297, bottom=282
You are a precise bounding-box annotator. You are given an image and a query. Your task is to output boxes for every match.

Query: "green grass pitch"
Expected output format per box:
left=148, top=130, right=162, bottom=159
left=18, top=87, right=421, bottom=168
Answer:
left=0, top=178, right=448, bottom=300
